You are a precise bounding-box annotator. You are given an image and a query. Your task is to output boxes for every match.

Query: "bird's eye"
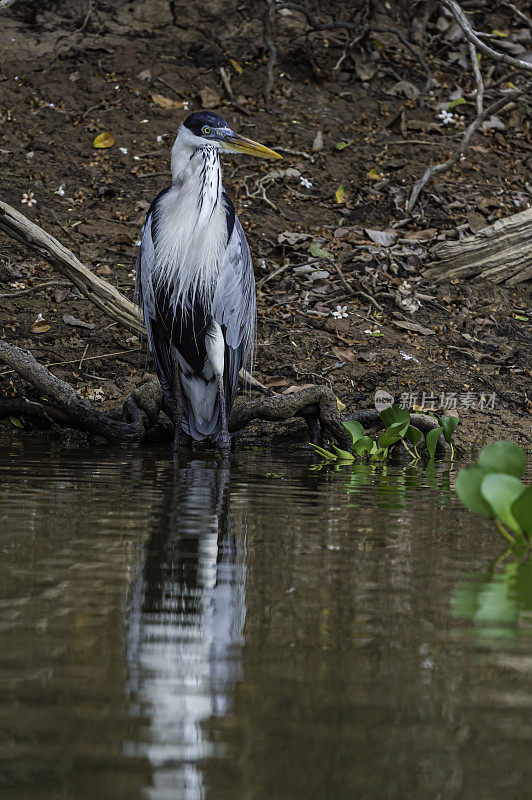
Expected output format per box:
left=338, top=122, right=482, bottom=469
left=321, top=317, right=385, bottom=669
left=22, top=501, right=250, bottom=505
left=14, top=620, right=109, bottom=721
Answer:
left=202, top=126, right=211, bottom=135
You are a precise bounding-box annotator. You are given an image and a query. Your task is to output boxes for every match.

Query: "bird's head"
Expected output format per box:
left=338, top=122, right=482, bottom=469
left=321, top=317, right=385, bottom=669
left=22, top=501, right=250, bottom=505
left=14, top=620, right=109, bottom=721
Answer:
left=179, top=111, right=282, bottom=160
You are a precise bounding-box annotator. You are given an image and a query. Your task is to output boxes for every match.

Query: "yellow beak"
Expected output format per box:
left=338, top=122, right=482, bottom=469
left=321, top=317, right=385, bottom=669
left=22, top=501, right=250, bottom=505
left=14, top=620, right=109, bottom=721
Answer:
left=222, top=131, right=282, bottom=159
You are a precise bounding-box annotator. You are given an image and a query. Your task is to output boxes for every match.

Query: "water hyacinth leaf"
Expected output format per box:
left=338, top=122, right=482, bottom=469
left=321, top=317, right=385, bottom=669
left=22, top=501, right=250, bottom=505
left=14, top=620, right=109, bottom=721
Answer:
left=342, top=419, right=364, bottom=445
left=439, top=415, right=459, bottom=443
left=378, top=420, right=409, bottom=449
left=512, top=486, right=532, bottom=536
left=425, top=427, right=442, bottom=459
left=93, top=131, right=115, bottom=149
left=380, top=403, right=410, bottom=429
left=353, top=435, right=374, bottom=455
left=478, top=441, right=526, bottom=479
left=405, top=426, right=422, bottom=446
left=309, top=243, right=334, bottom=261
left=309, top=443, right=337, bottom=460
left=332, top=444, right=355, bottom=462
left=481, top=473, right=525, bottom=533
left=455, top=464, right=493, bottom=518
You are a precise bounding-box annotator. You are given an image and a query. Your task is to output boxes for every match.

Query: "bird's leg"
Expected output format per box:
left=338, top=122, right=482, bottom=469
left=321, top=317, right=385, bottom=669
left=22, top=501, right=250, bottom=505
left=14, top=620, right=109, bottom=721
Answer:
left=217, top=376, right=231, bottom=460
left=171, top=349, right=183, bottom=453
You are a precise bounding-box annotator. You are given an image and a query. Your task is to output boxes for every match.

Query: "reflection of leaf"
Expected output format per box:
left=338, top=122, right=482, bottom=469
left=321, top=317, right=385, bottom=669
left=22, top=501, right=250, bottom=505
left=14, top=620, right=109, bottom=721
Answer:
left=451, top=566, right=519, bottom=648
left=309, top=243, right=333, bottom=260
left=93, top=132, right=115, bottom=149
left=335, top=184, right=348, bottom=204
left=150, top=93, right=185, bottom=110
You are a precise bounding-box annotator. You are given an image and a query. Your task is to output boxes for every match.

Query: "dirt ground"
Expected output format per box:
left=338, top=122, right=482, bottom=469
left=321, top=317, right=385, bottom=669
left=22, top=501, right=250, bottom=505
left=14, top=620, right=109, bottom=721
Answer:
left=0, top=0, right=530, bottom=452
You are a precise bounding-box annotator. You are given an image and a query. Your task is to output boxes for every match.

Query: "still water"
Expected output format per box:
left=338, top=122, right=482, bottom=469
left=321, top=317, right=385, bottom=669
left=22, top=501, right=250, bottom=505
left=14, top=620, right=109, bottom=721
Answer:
left=0, top=440, right=531, bottom=799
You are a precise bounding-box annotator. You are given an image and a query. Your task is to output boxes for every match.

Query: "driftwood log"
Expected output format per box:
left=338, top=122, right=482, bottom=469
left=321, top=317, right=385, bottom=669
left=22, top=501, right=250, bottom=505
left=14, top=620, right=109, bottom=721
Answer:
left=425, top=208, right=532, bottom=287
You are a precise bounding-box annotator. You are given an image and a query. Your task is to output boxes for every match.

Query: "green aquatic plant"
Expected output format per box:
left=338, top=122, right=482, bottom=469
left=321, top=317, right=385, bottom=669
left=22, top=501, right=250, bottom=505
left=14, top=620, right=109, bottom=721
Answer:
left=455, top=441, right=531, bottom=545
left=309, top=404, right=458, bottom=464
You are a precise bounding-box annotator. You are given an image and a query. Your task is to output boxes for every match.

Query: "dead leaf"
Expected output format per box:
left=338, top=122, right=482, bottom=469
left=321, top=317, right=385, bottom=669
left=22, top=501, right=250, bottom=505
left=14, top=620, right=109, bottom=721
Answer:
left=262, top=376, right=289, bottom=388
left=137, top=68, right=152, bottom=81
left=63, top=314, right=95, bottom=330
left=278, top=231, right=312, bottom=247
left=199, top=87, right=220, bottom=107
left=403, top=228, right=437, bottom=241
left=9, top=417, right=24, bottom=428
left=229, top=58, right=243, bottom=74
left=332, top=346, right=358, bottom=363
left=150, top=93, right=185, bottom=110
left=312, top=130, right=323, bottom=152
left=365, top=229, right=397, bottom=247
left=386, top=80, right=419, bottom=99
left=93, top=132, right=115, bottom=149
left=392, top=320, right=435, bottom=335
left=29, top=317, right=51, bottom=334
left=335, top=184, right=348, bottom=204
left=282, top=383, right=316, bottom=394
left=54, top=288, right=70, bottom=303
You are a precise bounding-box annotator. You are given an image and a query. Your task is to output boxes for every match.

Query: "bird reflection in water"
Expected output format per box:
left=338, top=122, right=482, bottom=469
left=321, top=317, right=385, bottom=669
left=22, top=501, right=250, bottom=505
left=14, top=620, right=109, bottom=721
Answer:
left=126, top=461, right=246, bottom=800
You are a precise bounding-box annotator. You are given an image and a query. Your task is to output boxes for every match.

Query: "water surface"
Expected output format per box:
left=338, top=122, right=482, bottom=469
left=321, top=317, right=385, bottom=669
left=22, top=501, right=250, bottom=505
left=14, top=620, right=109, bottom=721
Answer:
left=0, top=440, right=531, bottom=799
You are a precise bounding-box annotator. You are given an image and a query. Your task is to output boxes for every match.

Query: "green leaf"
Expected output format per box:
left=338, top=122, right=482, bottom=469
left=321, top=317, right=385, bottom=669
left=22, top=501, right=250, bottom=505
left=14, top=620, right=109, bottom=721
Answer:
left=309, top=443, right=337, bottom=460
left=425, top=427, right=442, bottom=459
left=455, top=464, right=494, bottom=519
left=512, top=486, right=532, bottom=536
left=331, top=444, right=355, bottom=461
left=439, top=415, right=459, bottom=443
left=380, top=403, right=410, bottom=429
left=448, top=97, right=466, bottom=110
left=336, top=141, right=349, bottom=150
left=405, top=425, right=422, bottom=446
left=478, top=441, right=526, bottom=479
left=342, top=419, right=364, bottom=445
left=481, top=473, right=525, bottom=533
left=353, top=435, right=374, bottom=455
left=378, top=420, right=409, bottom=449
left=309, top=243, right=334, bottom=261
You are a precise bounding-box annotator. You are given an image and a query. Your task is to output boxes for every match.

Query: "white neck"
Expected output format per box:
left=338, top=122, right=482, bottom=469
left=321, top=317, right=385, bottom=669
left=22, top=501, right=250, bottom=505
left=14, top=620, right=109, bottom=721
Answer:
left=153, top=127, right=227, bottom=308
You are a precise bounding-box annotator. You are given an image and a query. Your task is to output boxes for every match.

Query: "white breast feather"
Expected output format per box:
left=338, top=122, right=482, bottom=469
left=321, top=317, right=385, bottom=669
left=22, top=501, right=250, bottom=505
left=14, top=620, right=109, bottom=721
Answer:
left=152, top=141, right=227, bottom=309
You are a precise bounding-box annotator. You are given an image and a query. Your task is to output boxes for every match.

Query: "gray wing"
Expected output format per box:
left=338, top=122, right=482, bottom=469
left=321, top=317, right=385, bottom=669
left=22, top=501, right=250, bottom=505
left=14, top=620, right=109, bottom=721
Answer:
left=211, top=213, right=256, bottom=412
left=135, top=194, right=175, bottom=403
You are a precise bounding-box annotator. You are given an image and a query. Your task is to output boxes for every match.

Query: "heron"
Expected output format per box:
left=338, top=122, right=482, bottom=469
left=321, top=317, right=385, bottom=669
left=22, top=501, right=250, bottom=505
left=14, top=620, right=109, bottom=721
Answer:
left=136, top=111, right=281, bottom=458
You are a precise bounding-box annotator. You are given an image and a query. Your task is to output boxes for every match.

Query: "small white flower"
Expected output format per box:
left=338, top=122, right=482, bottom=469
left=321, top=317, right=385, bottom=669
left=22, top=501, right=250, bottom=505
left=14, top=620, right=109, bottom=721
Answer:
left=133, top=155, right=140, bottom=160
left=55, top=184, right=65, bottom=196
left=118, top=146, right=128, bottom=155
left=139, top=119, right=148, bottom=124
left=437, top=109, right=454, bottom=125
left=48, top=103, right=55, bottom=109
left=156, top=135, right=163, bottom=143
left=260, top=259, right=267, bottom=269
left=332, top=304, right=348, bottom=319
left=21, top=191, right=36, bottom=207
left=300, top=176, right=313, bottom=188
left=183, top=101, right=190, bottom=110
left=35, top=313, right=44, bottom=322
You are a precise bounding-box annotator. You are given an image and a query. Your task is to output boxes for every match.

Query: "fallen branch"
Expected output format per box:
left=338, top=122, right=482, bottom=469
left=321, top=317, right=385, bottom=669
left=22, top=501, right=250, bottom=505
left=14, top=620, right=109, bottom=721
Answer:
left=229, top=385, right=353, bottom=450
left=0, top=200, right=140, bottom=330
left=0, top=341, right=146, bottom=443
left=424, top=207, right=532, bottom=286
left=406, top=80, right=532, bottom=211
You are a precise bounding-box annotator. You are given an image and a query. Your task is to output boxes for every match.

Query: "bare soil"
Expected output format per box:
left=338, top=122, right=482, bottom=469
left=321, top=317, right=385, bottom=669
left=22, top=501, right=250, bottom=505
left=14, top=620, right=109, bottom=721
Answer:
left=0, top=0, right=530, bottom=452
